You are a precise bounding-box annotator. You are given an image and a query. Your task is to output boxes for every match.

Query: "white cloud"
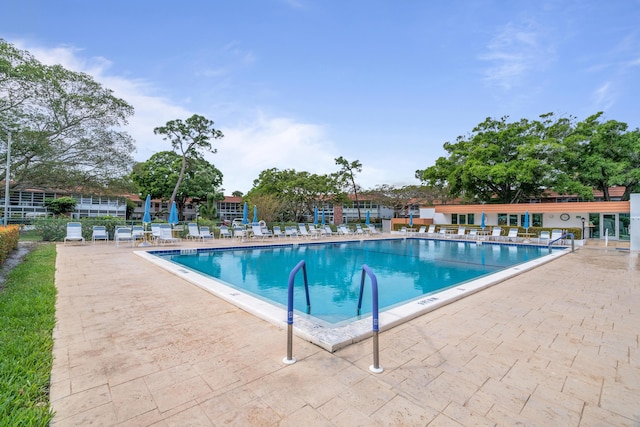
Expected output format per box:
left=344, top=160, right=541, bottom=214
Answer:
left=479, top=21, right=554, bottom=90
left=592, top=81, right=615, bottom=111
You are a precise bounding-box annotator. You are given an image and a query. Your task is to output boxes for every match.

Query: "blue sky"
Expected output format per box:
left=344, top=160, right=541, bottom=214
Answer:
left=2, top=0, right=639, bottom=194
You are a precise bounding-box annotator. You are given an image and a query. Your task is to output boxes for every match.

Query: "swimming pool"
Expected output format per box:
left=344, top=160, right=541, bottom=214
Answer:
left=137, top=238, right=568, bottom=351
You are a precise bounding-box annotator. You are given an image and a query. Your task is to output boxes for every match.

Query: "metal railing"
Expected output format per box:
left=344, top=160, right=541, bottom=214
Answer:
left=357, top=264, right=383, bottom=373
left=283, top=260, right=310, bottom=365
left=548, top=232, right=575, bottom=252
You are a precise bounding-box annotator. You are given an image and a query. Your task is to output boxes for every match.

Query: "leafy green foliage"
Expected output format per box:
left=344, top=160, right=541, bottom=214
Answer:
left=43, top=197, right=77, bottom=216
left=0, top=226, right=20, bottom=264
left=198, top=192, right=224, bottom=220
left=335, top=156, right=363, bottom=219
left=131, top=151, right=223, bottom=220
left=153, top=114, right=224, bottom=204
left=1, top=39, right=135, bottom=193
left=0, top=244, right=56, bottom=426
left=417, top=112, right=639, bottom=203
left=34, top=217, right=126, bottom=241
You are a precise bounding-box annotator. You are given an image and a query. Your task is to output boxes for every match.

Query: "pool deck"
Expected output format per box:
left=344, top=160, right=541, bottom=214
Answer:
left=50, top=236, right=640, bottom=426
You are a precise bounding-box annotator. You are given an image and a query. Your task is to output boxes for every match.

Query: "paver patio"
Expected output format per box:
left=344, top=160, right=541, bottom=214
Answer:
left=50, top=238, right=639, bottom=426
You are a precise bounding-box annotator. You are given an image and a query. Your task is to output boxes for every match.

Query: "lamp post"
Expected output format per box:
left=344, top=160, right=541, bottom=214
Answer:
left=1, top=126, right=11, bottom=228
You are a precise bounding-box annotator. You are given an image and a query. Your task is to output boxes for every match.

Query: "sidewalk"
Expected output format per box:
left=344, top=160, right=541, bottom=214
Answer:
left=50, top=240, right=640, bottom=426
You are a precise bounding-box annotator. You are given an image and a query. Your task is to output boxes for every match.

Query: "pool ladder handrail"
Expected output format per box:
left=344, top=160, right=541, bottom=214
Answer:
left=357, top=264, right=383, bottom=373
left=283, top=260, right=310, bottom=365
left=548, top=232, right=575, bottom=253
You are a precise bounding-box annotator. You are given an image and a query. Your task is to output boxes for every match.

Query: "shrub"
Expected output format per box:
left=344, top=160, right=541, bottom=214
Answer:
left=0, top=226, right=20, bottom=265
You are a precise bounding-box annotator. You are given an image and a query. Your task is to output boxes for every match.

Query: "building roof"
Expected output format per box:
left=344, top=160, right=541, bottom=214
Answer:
left=434, top=201, right=630, bottom=214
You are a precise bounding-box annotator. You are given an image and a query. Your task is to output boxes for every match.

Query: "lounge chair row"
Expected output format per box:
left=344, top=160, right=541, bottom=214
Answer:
left=64, top=223, right=186, bottom=246
left=403, top=225, right=564, bottom=244
left=216, top=223, right=382, bottom=240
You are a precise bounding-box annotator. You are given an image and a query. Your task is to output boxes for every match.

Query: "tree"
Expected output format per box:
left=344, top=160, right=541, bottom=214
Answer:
left=246, top=168, right=342, bottom=222
left=417, top=114, right=574, bottom=204
left=153, top=114, right=223, bottom=204
left=564, top=113, right=640, bottom=201
left=198, top=192, right=224, bottom=220
left=363, top=184, right=445, bottom=218
left=0, top=39, right=136, bottom=193
left=335, top=156, right=363, bottom=220
left=244, top=193, right=282, bottom=223
left=231, top=190, right=243, bottom=197
left=44, top=197, right=77, bottom=216
left=131, top=151, right=223, bottom=219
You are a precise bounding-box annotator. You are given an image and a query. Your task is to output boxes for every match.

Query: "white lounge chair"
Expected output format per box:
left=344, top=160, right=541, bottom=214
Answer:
left=150, top=224, right=161, bottom=244
left=218, top=225, right=232, bottom=239
left=416, top=226, right=427, bottom=235
left=157, top=224, right=180, bottom=245
left=132, top=225, right=145, bottom=243
left=550, top=229, right=564, bottom=244
left=186, top=223, right=200, bottom=239
left=538, top=230, right=550, bottom=244
left=285, top=226, right=299, bottom=239
left=355, top=224, right=366, bottom=235
left=91, top=225, right=108, bottom=244
left=338, top=225, right=353, bottom=236
left=272, top=226, right=285, bottom=238
left=506, top=228, right=519, bottom=242
left=324, top=225, right=337, bottom=236
left=252, top=224, right=271, bottom=239
left=64, top=222, right=85, bottom=245
left=455, top=226, right=466, bottom=239
left=367, top=224, right=381, bottom=235
left=114, top=227, right=134, bottom=247
left=490, top=227, right=503, bottom=241
left=298, top=224, right=312, bottom=239
left=425, top=224, right=436, bottom=236
left=466, top=228, right=478, bottom=240
left=233, top=226, right=246, bottom=239
left=198, top=226, right=214, bottom=241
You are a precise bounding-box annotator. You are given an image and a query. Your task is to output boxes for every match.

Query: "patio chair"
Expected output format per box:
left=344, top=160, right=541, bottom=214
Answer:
left=150, top=224, right=161, bottom=243
left=550, top=229, right=564, bottom=244
left=425, top=224, right=436, bottom=237
left=233, top=226, right=246, bottom=239
left=367, top=224, right=381, bottom=235
left=455, top=226, right=466, bottom=239
left=324, top=225, right=337, bottom=236
left=466, top=228, right=478, bottom=240
left=252, top=224, right=269, bottom=239
left=338, top=225, right=354, bottom=236
left=506, top=228, right=519, bottom=242
left=198, top=226, right=214, bottom=241
left=490, top=227, right=503, bottom=241
left=298, top=224, right=312, bottom=239
left=64, top=222, right=85, bottom=245
left=91, top=225, right=108, bottom=244
left=114, top=227, right=134, bottom=247
left=537, top=230, right=550, bottom=244
left=272, top=226, right=285, bottom=238
left=416, top=226, right=427, bottom=235
left=355, top=224, right=366, bottom=235
left=186, top=223, right=200, bottom=239
left=285, top=226, right=299, bottom=239
left=157, top=224, right=180, bottom=245
left=132, top=225, right=145, bottom=243
left=219, top=225, right=232, bottom=239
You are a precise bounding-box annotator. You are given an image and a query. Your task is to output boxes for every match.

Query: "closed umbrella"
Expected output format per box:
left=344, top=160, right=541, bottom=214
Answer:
left=314, top=207, right=318, bottom=225
left=321, top=210, right=325, bottom=225
left=481, top=212, right=485, bottom=229
left=242, top=202, right=248, bottom=225
left=142, top=194, right=151, bottom=224
left=366, top=210, right=370, bottom=225
left=253, top=205, right=258, bottom=224
left=524, top=211, right=530, bottom=231
left=409, top=211, right=413, bottom=227
left=168, top=201, right=179, bottom=225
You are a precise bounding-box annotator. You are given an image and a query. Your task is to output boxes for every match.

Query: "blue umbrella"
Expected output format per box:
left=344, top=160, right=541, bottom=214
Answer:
left=409, top=211, right=413, bottom=227
left=168, top=201, right=178, bottom=225
left=321, top=210, right=325, bottom=225
left=142, top=194, right=151, bottom=224
left=481, top=212, right=485, bottom=229
left=365, top=210, right=370, bottom=225
left=242, top=202, right=248, bottom=224
left=524, top=210, right=530, bottom=230
left=253, top=205, right=258, bottom=223
left=314, top=207, right=318, bottom=224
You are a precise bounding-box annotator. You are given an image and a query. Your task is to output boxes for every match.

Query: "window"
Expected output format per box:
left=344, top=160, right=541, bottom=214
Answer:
left=509, top=214, right=518, bottom=225
left=468, top=213, right=474, bottom=224
left=459, top=214, right=466, bottom=224
left=451, top=214, right=458, bottom=225
left=498, top=213, right=507, bottom=225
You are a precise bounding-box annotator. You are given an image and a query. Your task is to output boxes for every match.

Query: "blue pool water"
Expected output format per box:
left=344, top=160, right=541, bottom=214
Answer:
left=158, top=239, right=553, bottom=324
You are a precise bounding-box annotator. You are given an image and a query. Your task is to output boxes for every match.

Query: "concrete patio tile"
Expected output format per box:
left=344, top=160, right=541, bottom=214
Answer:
left=442, top=401, right=496, bottom=427
left=50, top=242, right=640, bottom=425
left=370, top=394, right=439, bottom=426
left=426, top=413, right=465, bottom=426
left=110, top=377, right=157, bottom=422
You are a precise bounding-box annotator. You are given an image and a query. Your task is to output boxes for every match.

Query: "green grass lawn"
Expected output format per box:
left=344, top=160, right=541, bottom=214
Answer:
left=0, top=244, right=56, bottom=426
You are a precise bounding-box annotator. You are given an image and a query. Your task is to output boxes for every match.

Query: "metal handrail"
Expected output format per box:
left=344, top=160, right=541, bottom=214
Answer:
left=357, top=264, right=383, bottom=373
left=548, top=232, right=575, bottom=252
left=283, top=260, right=310, bottom=365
